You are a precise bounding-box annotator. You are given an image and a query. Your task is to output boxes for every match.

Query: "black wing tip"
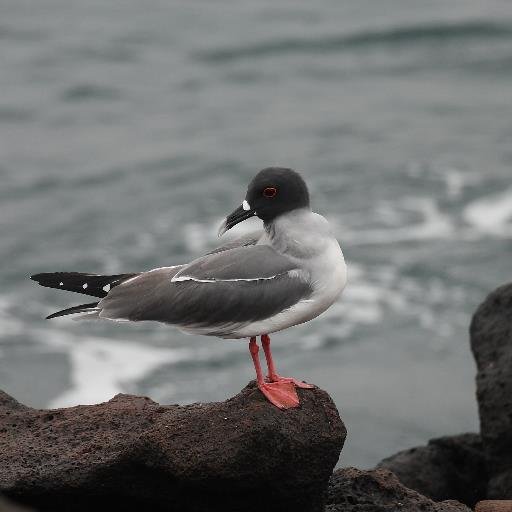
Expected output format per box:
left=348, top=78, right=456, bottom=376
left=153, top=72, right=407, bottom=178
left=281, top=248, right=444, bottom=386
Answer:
left=30, top=272, right=75, bottom=279
left=30, top=272, right=63, bottom=283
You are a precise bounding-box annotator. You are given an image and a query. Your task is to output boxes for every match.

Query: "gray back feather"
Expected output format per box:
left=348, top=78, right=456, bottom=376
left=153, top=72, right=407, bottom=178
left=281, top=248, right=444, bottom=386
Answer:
left=174, top=245, right=296, bottom=281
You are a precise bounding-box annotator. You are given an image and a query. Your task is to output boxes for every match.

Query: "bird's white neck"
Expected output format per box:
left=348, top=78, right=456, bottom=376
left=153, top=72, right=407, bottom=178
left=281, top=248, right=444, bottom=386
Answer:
left=260, top=208, right=334, bottom=259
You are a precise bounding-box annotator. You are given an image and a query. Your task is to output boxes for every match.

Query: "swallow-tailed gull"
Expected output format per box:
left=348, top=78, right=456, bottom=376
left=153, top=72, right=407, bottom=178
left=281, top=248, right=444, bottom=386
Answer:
left=31, top=167, right=347, bottom=408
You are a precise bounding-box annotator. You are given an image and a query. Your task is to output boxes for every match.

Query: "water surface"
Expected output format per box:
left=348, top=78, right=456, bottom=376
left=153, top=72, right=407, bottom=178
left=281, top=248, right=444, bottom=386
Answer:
left=1, top=0, right=512, bottom=467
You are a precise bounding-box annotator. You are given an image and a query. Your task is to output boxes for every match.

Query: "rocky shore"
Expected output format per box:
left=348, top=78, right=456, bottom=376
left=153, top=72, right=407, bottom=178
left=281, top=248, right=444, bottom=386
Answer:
left=1, top=283, right=512, bottom=511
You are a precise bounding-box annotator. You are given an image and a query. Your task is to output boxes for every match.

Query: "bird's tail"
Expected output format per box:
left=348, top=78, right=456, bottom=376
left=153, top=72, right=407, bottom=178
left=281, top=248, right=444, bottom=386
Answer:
left=30, top=271, right=138, bottom=320
left=46, top=301, right=100, bottom=320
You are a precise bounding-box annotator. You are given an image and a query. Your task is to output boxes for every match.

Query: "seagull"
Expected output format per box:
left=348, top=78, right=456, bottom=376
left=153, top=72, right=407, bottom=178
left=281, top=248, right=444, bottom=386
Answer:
left=31, top=167, right=347, bottom=409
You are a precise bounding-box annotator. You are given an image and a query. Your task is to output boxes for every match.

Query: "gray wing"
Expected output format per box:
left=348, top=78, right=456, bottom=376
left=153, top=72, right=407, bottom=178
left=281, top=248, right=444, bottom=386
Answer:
left=98, top=246, right=312, bottom=330
left=173, top=245, right=295, bottom=281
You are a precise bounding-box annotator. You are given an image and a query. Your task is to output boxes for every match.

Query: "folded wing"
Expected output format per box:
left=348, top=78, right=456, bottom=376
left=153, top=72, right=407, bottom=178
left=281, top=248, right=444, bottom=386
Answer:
left=98, top=246, right=312, bottom=333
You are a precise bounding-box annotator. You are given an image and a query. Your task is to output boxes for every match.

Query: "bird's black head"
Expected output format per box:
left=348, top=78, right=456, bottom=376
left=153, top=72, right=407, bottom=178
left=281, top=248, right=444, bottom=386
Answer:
left=246, top=167, right=310, bottom=222
left=218, top=167, right=310, bottom=236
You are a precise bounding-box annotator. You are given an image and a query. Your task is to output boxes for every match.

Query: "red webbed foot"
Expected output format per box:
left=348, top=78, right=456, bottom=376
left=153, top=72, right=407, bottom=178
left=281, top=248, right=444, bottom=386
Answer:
left=257, top=379, right=300, bottom=409
left=267, top=374, right=315, bottom=389
left=250, top=335, right=315, bottom=409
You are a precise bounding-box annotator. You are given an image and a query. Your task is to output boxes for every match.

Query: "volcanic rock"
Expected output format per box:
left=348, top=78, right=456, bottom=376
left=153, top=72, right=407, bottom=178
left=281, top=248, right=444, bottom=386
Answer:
left=470, top=283, right=512, bottom=498
left=0, top=382, right=344, bottom=512
left=325, top=467, right=472, bottom=512
left=377, top=433, right=487, bottom=507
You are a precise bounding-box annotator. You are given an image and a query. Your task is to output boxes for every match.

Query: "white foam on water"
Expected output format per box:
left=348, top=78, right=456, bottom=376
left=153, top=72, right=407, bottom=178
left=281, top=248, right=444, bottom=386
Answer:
left=335, top=197, right=454, bottom=246
left=0, top=296, right=25, bottom=338
left=463, top=187, right=512, bottom=236
left=31, top=329, right=194, bottom=408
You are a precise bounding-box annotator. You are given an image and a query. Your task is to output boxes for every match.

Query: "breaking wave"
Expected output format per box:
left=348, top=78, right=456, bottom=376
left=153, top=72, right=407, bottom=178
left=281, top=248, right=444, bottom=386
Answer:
left=198, top=21, right=512, bottom=62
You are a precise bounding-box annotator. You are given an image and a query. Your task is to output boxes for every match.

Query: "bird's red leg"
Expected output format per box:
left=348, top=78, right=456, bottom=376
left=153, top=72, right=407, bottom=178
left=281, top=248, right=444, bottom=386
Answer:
left=249, top=336, right=299, bottom=409
left=261, top=334, right=314, bottom=389
left=260, top=334, right=279, bottom=381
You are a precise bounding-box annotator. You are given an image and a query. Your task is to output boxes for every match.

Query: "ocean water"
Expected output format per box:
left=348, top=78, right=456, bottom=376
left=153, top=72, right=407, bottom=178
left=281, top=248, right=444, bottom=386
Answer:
left=1, top=0, right=512, bottom=468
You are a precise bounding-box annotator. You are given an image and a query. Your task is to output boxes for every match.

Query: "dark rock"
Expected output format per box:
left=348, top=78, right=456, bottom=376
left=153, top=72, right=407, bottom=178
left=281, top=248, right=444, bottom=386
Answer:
left=377, top=433, right=487, bottom=507
left=0, top=382, right=345, bottom=512
left=0, top=495, right=34, bottom=512
left=470, top=283, right=512, bottom=498
left=326, top=467, right=472, bottom=512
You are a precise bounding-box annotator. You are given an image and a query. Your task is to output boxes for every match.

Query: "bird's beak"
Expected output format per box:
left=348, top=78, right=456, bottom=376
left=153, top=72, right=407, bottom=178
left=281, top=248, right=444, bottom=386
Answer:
left=218, top=200, right=255, bottom=237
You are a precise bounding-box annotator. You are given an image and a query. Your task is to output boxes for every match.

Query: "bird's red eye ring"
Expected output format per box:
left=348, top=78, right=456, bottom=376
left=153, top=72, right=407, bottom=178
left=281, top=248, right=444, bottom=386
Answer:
left=263, top=187, right=277, bottom=198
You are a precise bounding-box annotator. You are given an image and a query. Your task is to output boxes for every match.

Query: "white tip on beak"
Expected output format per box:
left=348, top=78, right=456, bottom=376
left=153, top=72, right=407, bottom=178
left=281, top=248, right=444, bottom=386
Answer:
left=242, top=200, right=251, bottom=211
left=217, top=219, right=228, bottom=238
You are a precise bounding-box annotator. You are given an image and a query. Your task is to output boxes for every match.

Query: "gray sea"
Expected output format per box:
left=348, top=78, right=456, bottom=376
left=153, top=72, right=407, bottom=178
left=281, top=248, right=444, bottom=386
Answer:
left=1, top=0, right=512, bottom=468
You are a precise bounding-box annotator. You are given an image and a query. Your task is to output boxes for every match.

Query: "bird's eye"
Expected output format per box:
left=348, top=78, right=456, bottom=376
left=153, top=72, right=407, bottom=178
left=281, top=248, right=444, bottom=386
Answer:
left=262, top=187, right=277, bottom=198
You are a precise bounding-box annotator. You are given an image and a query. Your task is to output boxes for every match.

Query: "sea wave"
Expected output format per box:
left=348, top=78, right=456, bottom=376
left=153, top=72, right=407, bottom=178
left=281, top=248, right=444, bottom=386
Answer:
left=197, top=20, right=512, bottom=62
left=61, top=84, right=123, bottom=103
left=463, top=187, right=512, bottom=236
